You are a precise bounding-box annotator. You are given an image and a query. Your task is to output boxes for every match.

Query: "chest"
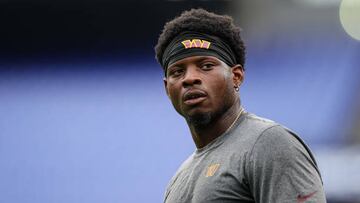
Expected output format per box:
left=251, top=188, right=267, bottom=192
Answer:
left=164, top=153, right=253, bottom=203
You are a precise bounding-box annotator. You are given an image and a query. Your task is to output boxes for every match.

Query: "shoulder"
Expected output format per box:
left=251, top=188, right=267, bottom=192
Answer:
left=229, top=112, right=281, bottom=147
left=235, top=112, right=321, bottom=177
left=250, top=124, right=315, bottom=164
left=171, top=153, right=195, bottom=178
left=164, top=153, right=195, bottom=196
left=245, top=119, right=322, bottom=184
left=242, top=116, right=326, bottom=202
left=241, top=112, right=279, bottom=131
left=247, top=121, right=315, bottom=167
left=239, top=113, right=311, bottom=155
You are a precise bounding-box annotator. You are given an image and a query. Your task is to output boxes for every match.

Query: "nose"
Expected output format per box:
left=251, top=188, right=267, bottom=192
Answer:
left=182, top=66, right=202, bottom=88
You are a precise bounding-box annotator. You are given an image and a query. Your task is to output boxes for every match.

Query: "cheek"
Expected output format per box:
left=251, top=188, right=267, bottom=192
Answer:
left=167, top=86, right=185, bottom=115
left=209, top=75, right=234, bottom=105
left=167, top=84, right=182, bottom=106
left=211, top=74, right=231, bottom=95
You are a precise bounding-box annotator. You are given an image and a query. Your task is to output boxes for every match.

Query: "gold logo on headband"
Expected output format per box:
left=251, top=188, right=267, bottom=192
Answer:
left=181, top=39, right=211, bottom=49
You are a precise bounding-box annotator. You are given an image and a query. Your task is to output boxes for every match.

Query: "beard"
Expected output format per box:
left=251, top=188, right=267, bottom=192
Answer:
left=185, top=111, right=213, bottom=127
left=184, top=101, right=230, bottom=128
left=183, top=91, right=235, bottom=128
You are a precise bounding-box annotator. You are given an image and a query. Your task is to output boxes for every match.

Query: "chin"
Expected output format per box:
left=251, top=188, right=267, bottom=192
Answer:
left=185, top=111, right=213, bottom=127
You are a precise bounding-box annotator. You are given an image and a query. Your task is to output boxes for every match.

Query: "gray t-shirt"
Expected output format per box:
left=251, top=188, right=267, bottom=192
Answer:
left=164, top=112, right=326, bottom=203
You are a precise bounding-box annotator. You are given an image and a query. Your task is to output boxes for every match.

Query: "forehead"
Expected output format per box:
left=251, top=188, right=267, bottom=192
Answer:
left=168, top=55, right=226, bottom=68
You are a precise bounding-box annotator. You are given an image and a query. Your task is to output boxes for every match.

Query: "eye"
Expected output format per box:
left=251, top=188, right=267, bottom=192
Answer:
left=200, top=62, right=215, bottom=70
left=168, top=67, right=184, bottom=77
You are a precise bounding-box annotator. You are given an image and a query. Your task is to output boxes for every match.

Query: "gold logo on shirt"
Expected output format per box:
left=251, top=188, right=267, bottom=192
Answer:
left=205, top=164, right=220, bottom=177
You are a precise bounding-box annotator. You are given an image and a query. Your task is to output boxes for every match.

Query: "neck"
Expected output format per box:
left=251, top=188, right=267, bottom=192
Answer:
left=188, top=101, right=242, bottom=149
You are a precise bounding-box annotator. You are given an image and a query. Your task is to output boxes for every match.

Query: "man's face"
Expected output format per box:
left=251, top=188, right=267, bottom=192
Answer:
left=164, top=55, right=243, bottom=125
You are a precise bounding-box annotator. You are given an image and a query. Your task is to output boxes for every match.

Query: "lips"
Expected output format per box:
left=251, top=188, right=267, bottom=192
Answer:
left=183, top=89, right=207, bottom=105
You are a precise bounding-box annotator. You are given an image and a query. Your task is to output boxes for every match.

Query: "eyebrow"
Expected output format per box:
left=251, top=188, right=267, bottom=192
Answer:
left=168, top=56, right=218, bottom=69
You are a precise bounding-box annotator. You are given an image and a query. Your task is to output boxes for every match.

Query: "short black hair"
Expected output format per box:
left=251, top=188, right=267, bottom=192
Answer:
left=155, top=8, right=246, bottom=71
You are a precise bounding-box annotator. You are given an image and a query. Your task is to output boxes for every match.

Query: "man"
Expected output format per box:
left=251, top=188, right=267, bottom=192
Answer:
left=155, top=8, right=326, bottom=203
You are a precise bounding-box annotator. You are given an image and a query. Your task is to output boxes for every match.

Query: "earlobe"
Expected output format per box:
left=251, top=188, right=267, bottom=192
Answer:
left=232, top=64, right=244, bottom=87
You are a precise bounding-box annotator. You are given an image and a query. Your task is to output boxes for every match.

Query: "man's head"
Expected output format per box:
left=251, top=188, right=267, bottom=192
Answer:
left=155, top=9, right=246, bottom=126
left=155, top=8, right=246, bottom=73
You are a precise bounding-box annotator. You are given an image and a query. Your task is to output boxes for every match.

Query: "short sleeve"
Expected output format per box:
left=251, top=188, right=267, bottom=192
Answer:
left=247, top=125, right=326, bottom=203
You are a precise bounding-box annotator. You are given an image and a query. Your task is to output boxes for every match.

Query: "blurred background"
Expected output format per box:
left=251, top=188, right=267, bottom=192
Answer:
left=0, top=0, right=359, bottom=202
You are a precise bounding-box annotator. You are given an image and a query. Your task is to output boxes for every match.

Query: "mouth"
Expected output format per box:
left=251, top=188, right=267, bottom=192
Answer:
left=183, top=90, right=207, bottom=106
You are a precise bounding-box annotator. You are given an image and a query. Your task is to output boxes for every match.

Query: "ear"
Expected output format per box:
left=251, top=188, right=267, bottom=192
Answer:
left=231, top=64, right=245, bottom=87
left=163, top=77, right=170, bottom=98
